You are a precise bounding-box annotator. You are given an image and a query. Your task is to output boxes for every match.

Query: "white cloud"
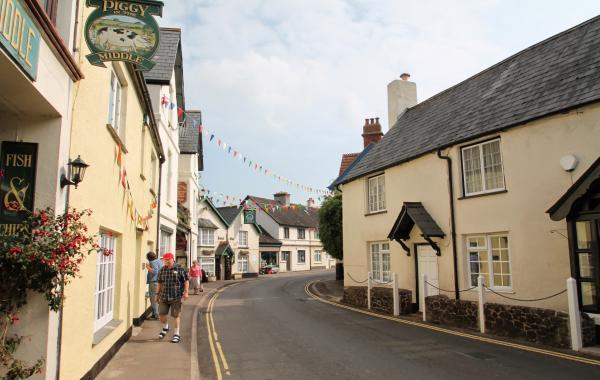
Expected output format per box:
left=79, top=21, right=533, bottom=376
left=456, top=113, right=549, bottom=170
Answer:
left=159, top=0, right=600, bottom=202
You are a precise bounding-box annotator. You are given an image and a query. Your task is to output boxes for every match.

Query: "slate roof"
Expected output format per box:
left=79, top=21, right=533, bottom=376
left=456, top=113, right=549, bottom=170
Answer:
left=259, top=225, right=282, bottom=246
left=216, top=206, right=243, bottom=225
left=247, top=196, right=319, bottom=228
left=144, top=28, right=181, bottom=83
left=198, top=218, right=219, bottom=229
left=388, top=202, right=446, bottom=241
left=342, top=16, right=600, bottom=184
left=339, top=153, right=360, bottom=176
left=180, top=110, right=204, bottom=170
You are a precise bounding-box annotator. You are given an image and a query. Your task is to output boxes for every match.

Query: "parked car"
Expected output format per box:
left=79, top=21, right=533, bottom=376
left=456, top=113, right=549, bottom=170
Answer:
left=260, top=265, right=280, bottom=275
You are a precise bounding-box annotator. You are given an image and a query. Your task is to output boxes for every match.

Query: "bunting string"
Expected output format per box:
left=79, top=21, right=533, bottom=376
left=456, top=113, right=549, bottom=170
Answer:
left=160, top=96, right=333, bottom=197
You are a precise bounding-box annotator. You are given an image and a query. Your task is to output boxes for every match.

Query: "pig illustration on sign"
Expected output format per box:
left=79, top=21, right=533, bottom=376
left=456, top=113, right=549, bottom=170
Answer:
left=92, top=26, right=152, bottom=53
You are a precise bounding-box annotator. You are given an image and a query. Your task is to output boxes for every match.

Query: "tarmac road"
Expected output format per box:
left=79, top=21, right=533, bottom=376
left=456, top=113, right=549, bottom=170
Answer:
left=197, top=271, right=600, bottom=380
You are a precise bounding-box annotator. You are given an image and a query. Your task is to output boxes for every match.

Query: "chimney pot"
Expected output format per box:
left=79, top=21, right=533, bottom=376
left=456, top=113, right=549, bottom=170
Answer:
left=400, top=73, right=411, bottom=81
left=375, top=117, right=380, bottom=124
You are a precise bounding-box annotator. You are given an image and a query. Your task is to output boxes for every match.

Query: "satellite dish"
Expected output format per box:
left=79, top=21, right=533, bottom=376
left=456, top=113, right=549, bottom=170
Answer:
left=559, top=155, right=578, bottom=172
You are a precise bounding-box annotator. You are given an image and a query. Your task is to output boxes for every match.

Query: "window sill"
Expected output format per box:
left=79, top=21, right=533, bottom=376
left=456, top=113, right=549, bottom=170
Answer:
left=140, top=174, right=146, bottom=181
left=365, top=210, right=387, bottom=217
left=465, top=287, right=514, bottom=294
left=92, top=319, right=123, bottom=346
left=150, top=188, right=156, bottom=197
left=458, top=189, right=507, bottom=200
left=106, top=124, right=128, bottom=153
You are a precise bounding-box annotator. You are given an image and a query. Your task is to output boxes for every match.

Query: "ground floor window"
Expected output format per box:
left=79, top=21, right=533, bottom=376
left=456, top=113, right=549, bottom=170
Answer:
left=95, top=232, right=116, bottom=331
left=314, top=250, right=322, bottom=263
left=200, top=256, right=215, bottom=277
left=281, top=251, right=290, bottom=262
left=160, top=230, right=172, bottom=256
left=574, top=219, right=599, bottom=312
left=467, top=234, right=511, bottom=290
left=238, top=254, right=249, bottom=273
left=298, top=250, right=306, bottom=264
left=370, top=242, right=390, bottom=282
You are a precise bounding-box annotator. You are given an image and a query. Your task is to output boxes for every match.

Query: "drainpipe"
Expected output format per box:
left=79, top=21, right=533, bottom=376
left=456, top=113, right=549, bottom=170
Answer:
left=156, top=161, right=163, bottom=251
left=437, top=149, right=460, bottom=300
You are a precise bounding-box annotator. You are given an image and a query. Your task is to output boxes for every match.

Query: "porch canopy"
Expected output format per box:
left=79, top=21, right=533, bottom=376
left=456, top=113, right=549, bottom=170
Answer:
left=215, top=242, right=234, bottom=258
left=547, top=156, right=600, bottom=221
left=388, top=202, right=445, bottom=256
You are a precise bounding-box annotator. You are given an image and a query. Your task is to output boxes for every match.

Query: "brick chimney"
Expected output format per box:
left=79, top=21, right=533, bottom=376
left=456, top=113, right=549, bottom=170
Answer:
left=387, top=73, right=417, bottom=129
left=307, top=198, right=316, bottom=209
left=274, top=191, right=290, bottom=206
left=362, top=117, right=383, bottom=148
left=177, top=182, right=188, bottom=203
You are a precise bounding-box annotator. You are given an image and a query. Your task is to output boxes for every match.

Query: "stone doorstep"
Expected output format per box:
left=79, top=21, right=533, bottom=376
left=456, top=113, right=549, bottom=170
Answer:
left=581, top=346, right=600, bottom=357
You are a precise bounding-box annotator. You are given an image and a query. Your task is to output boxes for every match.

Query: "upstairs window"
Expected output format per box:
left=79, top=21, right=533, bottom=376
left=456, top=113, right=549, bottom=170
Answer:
left=238, top=231, right=248, bottom=247
left=367, top=174, right=386, bottom=213
left=283, top=227, right=289, bottom=239
left=200, top=228, right=215, bottom=247
left=108, top=71, right=122, bottom=133
left=297, top=228, right=305, bottom=240
left=38, top=0, right=58, bottom=23
left=461, top=139, right=505, bottom=196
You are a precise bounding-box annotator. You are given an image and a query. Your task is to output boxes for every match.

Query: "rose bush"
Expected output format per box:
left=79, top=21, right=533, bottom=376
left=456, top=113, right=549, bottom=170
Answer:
left=0, top=208, right=98, bottom=380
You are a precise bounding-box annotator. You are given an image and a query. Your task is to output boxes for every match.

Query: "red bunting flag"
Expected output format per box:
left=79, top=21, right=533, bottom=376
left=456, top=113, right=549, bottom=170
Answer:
left=177, top=107, right=184, bottom=117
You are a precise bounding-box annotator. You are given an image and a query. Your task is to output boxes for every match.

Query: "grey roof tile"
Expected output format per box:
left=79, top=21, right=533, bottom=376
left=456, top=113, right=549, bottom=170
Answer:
left=341, top=16, right=600, bottom=183
left=144, top=29, right=181, bottom=83
left=179, top=110, right=204, bottom=170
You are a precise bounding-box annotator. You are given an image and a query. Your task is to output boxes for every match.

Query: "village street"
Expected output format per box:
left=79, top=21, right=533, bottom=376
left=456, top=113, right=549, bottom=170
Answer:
left=198, top=271, right=600, bottom=380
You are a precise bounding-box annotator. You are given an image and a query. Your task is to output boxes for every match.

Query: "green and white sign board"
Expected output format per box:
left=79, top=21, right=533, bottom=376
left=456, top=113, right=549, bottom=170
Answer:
left=243, top=209, right=256, bottom=224
left=84, top=0, right=163, bottom=71
left=0, top=0, right=41, bottom=80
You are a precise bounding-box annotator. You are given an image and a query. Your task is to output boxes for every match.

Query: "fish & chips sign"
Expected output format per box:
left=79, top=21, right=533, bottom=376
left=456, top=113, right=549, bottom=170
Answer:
left=84, top=0, right=163, bottom=71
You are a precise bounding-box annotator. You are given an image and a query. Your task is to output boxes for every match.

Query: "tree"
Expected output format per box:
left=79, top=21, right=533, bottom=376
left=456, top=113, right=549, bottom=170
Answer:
left=318, top=192, right=342, bottom=260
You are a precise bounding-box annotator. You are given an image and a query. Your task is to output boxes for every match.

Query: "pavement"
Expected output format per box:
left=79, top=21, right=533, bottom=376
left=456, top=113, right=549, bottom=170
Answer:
left=96, top=279, right=245, bottom=380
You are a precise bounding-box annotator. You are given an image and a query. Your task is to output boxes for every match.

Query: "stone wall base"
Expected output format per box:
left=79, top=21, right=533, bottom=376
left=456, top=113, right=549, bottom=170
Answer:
left=342, top=286, right=412, bottom=315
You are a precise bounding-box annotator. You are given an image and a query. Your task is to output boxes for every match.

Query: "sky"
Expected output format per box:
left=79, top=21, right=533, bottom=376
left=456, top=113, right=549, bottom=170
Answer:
left=160, top=0, right=600, bottom=207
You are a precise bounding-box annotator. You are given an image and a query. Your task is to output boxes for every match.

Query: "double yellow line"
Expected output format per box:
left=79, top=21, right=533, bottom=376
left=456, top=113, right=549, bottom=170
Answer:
left=305, top=281, right=600, bottom=367
left=206, top=284, right=238, bottom=379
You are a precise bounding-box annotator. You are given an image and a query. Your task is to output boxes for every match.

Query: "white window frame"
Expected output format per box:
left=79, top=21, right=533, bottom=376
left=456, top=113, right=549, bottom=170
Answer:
left=200, top=228, right=215, bottom=247
left=200, top=256, right=215, bottom=277
left=466, top=234, right=512, bottom=291
left=283, top=227, right=289, bottom=239
left=94, top=232, right=116, bottom=332
left=108, top=70, right=122, bottom=133
left=159, top=230, right=171, bottom=257
left=461, top=138, right=505, bottom=196
left=315, top=229, right=320, bottom=239
left=238, top=230, right=248, bottom=247
left=370, top=242, right=390, bottom=283
left=237, top=254, right=248, bottom=273
left=298, top=250, right=306, bottom=264
left=297, top=228, right=305, bottom=240
left=281, top=251, right=290, bottom=262
left=367, top=174, right=386, bottom=213
left=314, top=250, right=322, bottom=263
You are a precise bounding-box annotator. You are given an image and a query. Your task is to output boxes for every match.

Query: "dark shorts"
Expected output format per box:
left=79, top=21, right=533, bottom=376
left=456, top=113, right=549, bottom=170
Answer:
left=159, top=299, right=182, bottom=317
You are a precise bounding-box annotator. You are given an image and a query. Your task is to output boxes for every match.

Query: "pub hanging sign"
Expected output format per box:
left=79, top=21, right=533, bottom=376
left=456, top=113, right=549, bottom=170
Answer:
left=0, top=142, right=37, bottom=236
left=243, top=209, right=256, bottom=225
left=84, top=0, right=163, bottom=71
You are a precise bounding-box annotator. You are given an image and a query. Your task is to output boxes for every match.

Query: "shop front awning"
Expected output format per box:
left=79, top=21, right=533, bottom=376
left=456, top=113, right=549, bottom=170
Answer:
left=388, top=202, right=445, bottom=256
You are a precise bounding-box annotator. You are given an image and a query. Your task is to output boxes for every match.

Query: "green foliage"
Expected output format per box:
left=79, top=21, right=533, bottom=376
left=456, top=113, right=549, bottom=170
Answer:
left=0, top=208, right=98, bottom=380
left=318, top=193, right=343, bottom=260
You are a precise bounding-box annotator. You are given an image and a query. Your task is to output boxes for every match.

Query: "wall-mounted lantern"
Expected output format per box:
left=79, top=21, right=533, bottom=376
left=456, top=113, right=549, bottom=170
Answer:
left=61, top=156, right=89, bottom=188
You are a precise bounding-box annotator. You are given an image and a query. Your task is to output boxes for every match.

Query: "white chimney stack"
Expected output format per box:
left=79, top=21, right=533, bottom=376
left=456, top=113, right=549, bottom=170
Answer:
left=387, top=73, right=417, bottom=129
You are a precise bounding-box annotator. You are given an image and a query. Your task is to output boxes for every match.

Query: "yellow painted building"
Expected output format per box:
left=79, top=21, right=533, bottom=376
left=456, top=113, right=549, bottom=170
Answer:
left=57, top=3, right=165, bottom=379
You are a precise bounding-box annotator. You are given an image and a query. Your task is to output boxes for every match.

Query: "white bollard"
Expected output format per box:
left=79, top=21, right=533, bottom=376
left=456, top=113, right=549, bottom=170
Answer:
left=478, top=275, right=486, bottom=334
left=367, top=271, right=372, bottom=310
left=567, top=277, right=582, bottom=351
left=421, top=274, right=428, bottom=321
left=393, top=273, right=399, bottom=316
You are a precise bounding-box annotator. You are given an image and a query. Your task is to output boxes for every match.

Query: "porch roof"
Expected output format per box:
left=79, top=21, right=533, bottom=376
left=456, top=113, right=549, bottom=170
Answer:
left=547, top=156, right=600, bottom=221
left=215, top=242, right=233, bottom=257
left=388, top=202, right=445, bottom=241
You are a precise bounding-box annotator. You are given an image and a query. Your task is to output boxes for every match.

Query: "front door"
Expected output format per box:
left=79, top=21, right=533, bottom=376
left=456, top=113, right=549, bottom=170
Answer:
left=224, top=255, right=232, bottom=280
left=215, top=257, right=222, bottom=280
left=417, top=245, right=439, bottom=311
left=574, top=217, right=600, bottom=312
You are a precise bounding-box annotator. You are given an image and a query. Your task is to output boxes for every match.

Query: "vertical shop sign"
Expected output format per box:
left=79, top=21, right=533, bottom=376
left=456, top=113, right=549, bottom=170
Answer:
left=0, top=141, right=37, bottom=235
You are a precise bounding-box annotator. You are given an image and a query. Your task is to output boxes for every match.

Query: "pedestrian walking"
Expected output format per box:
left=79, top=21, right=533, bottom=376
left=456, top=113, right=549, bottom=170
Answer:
left=145, top=251, right=163, bottom=320
left=189, top=260, right=203, bottom=294
left=156, top=252, right=189, bottom=343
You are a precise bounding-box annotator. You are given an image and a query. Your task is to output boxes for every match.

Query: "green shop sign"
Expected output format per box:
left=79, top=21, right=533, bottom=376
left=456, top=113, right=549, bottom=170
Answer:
left=84, top=0, right=163, bottom=71
left=0, top=0, right=41, bottom=80
left=0, top=142, right=38, bottom=236
left=243, top=209, right=256, bottom=224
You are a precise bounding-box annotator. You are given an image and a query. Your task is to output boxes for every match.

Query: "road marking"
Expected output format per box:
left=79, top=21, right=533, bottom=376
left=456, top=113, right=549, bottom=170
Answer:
left=206, top=284, right=237, bottom=378
left=305, top=281, right=600, bottom=367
